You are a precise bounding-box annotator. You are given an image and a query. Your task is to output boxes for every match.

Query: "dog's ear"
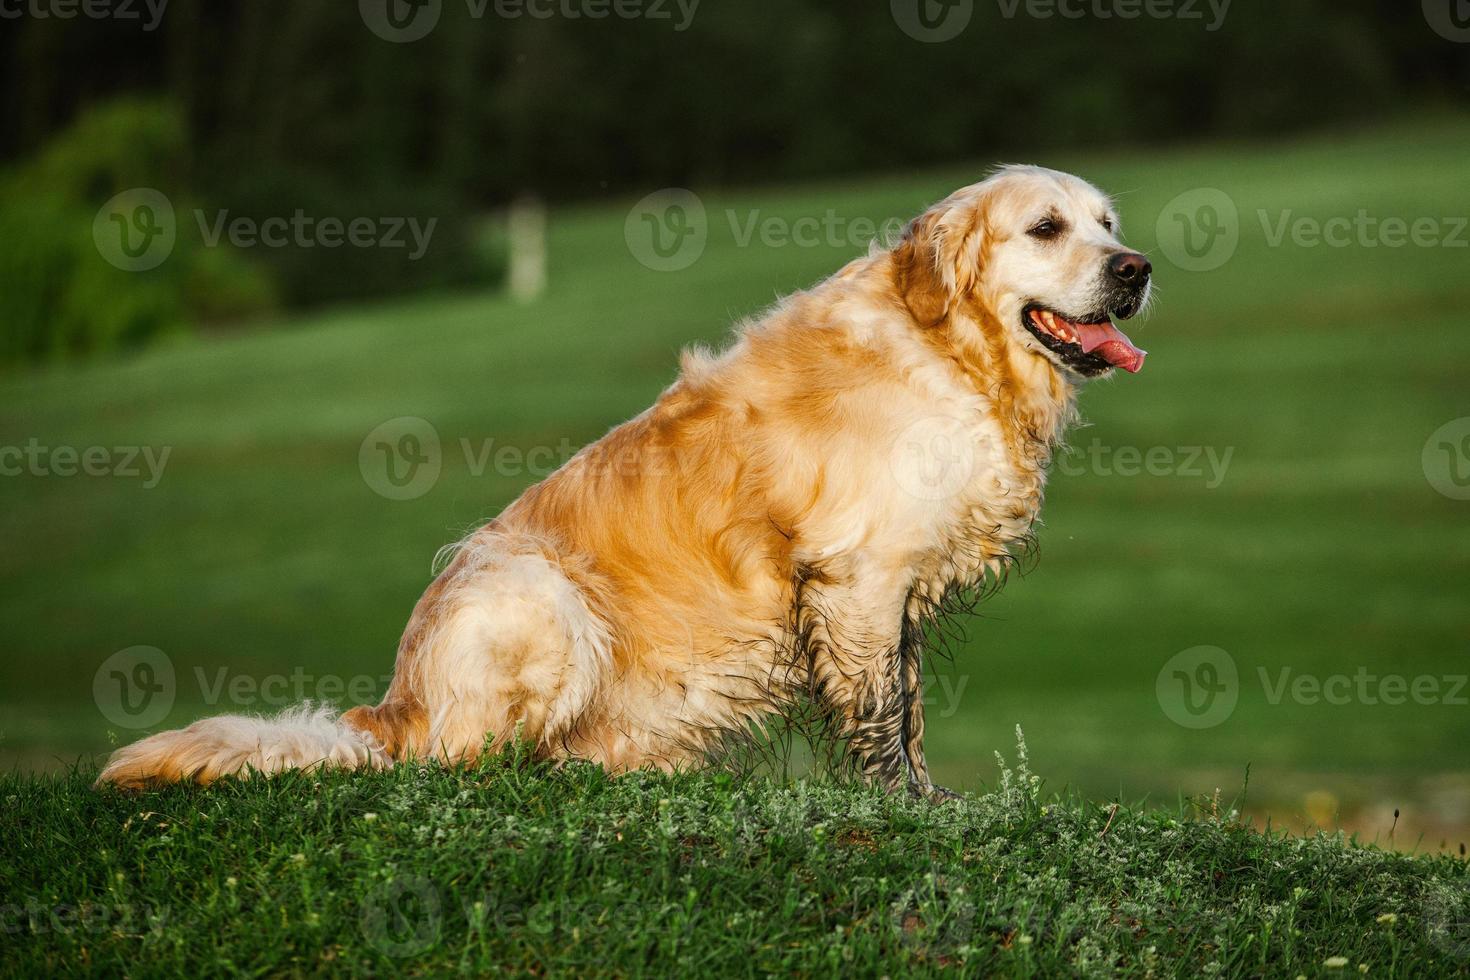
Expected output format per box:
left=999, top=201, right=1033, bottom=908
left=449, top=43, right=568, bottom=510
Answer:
left=893, top=213, right=951, bottom=327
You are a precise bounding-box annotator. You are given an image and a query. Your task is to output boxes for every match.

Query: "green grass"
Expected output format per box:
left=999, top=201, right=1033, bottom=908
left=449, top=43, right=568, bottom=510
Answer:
left=3, top=115, right=1470, bottom=837
left=4, top=743, right=1469, bottom=976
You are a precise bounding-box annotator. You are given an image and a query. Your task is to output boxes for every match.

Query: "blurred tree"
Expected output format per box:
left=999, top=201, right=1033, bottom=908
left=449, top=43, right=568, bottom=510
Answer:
left=0, top=0, right=1463, bottom=364
left=2, top=1, right=1462, bottom=206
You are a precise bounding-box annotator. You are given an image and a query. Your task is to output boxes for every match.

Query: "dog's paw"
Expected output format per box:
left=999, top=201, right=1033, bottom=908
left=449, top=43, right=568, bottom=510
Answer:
left=906, top=781, right=963, bottom=804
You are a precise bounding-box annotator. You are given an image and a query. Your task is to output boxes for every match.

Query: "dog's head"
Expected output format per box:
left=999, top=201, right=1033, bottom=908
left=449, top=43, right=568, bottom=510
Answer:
left=895, top=165, right=1151, bottom=379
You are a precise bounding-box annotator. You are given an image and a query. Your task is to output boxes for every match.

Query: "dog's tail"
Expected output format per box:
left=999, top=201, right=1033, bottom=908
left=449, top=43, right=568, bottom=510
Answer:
left=95, top=703, right=393, bottom=789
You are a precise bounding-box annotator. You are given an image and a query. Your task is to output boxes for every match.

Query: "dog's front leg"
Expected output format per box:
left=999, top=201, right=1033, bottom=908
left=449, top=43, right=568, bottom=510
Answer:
left=896, top=617, right=959, bottom=801
left=799, top=576, right=946, bottom=799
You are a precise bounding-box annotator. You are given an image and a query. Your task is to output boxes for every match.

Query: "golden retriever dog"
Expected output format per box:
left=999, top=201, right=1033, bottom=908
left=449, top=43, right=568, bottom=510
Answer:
left=98, top=166, right=1152, bottom=797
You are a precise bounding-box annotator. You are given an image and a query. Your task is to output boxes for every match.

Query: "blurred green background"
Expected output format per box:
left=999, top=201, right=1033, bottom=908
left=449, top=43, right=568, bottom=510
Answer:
left=1, top=3, right=1467, bottom=848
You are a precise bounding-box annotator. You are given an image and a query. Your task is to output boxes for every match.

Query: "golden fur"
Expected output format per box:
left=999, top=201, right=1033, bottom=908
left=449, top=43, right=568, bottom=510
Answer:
left=98, top=166, right=1151, bottom=795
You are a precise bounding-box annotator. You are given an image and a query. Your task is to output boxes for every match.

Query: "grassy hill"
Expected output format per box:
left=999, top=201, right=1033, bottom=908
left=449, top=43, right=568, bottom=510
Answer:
left=2, top=116, right=1469, bottom=841
left=4, top=743, right=1469, bottom=976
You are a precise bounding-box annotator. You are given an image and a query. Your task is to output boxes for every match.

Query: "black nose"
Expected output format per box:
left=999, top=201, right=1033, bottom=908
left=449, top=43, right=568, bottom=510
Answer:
left=1108, top=251, right=1151, bottom=286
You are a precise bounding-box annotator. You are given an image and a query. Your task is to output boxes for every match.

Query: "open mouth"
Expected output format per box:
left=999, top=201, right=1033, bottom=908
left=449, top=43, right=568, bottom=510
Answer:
left=1022, top=304, right=1147, bottom=376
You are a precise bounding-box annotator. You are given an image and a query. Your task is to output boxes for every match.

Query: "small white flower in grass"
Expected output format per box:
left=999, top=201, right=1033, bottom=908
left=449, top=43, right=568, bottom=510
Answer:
left=362, top=812, right=378, bottom=822
left=1376, top=912, right=1396, bottom=924
left=290, top=853, right=306, bottom=864
left=1018, top=935, right=1033, bottom=945
left=1357, top=966, right=1368, bottom=974
left=1323, top=956, right=1349, bottom=969
left=225, top=877, right=237, bottom=888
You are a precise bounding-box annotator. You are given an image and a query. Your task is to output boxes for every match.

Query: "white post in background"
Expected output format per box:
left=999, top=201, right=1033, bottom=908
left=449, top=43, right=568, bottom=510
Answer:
left=507, top=195, right=547, bottom=304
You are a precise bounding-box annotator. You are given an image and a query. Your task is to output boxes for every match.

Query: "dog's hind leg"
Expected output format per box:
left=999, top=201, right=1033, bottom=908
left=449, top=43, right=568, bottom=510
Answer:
left=394, top=531, right=615, bottom=764
left=95, top=530, right=611, bottom=789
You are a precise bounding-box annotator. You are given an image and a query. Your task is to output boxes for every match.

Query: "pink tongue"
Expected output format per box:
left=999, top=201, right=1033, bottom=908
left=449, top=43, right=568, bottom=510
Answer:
left=1074, top=320, right=1147, bottom=373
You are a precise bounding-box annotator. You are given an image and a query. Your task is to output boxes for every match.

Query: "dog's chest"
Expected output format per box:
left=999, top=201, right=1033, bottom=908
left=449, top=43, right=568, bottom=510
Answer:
left=908, top=408, right=1054, bottom=602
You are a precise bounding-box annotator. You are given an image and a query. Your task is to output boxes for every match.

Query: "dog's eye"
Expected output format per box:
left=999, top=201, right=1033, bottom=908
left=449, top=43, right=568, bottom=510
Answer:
left=1028, top=219, right=1061, bottom=240
left=1101, top=216, right=1115, bottom=232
